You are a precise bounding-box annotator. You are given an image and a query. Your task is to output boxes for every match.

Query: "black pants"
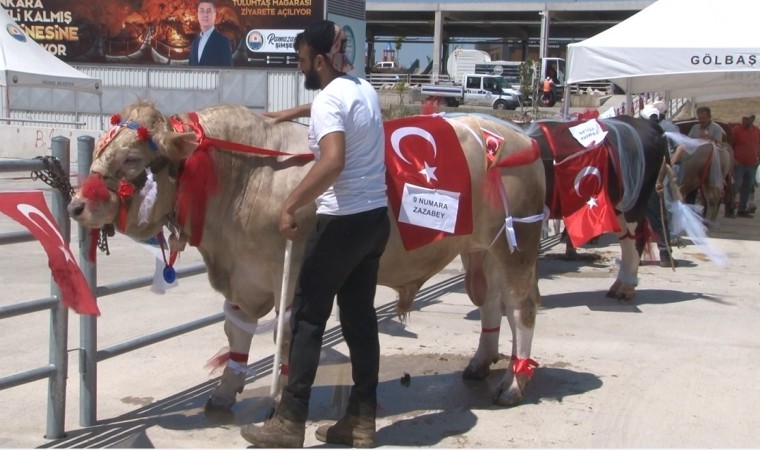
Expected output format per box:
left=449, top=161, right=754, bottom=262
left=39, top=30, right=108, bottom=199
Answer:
left=279, top=207, right=390, bottom=423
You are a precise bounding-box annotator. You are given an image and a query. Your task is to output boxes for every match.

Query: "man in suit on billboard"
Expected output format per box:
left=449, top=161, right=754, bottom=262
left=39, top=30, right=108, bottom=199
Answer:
left=190, top=0, right=233, bottom=66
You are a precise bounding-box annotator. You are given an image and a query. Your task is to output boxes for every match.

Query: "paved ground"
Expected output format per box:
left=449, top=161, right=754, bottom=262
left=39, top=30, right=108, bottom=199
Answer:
left=1, top=172, right=760, bottom=448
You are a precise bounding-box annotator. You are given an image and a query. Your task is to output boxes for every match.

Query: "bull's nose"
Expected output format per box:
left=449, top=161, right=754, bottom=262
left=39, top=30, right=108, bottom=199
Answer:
left=67, top=201, right=85, bottom=218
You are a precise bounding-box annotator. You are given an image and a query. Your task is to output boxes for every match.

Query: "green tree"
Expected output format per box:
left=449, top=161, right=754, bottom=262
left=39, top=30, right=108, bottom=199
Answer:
left=393, top=36, right=404, bottom=64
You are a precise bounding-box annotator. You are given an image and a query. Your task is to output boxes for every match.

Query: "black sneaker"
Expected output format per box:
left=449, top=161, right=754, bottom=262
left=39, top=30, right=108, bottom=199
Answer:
left=737, top=211, right=754, bottom=218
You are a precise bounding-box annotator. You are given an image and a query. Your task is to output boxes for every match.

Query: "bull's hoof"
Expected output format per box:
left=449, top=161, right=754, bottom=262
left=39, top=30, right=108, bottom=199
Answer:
left=605, top=289, right=617, bottom=298
left=463, top=361, right=491, bottom=380
left=204, top=367, right=245, bottom=411
left=492, top=385, right=523, bottom=407
left=617, top=292, right=636, bottom=301
left=204, top=395, right=236, bottom=411
left=704, top=220, right=719, bottom=230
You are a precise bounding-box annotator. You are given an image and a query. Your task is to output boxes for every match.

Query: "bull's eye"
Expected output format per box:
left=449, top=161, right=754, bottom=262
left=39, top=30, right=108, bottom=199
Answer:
left=119, top=156, right=145, bottom=180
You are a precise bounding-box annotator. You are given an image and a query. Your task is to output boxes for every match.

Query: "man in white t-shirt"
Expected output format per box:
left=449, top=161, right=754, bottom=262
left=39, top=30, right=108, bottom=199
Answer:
left=241, top=20, right=389, bottom=449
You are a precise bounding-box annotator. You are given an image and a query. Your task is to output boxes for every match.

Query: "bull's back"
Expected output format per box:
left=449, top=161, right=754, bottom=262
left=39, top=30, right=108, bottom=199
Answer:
left=379, top=114, right=545, bottom=288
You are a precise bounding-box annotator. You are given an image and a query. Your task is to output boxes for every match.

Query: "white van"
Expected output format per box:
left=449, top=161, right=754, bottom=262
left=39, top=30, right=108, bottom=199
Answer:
left=373, top=61, right=398, bottom=71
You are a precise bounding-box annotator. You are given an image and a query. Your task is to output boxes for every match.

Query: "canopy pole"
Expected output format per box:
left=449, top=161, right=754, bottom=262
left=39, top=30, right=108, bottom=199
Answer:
left=561, top=84, right=571, bottom=118
left=539, top=10, right=550, bottom=63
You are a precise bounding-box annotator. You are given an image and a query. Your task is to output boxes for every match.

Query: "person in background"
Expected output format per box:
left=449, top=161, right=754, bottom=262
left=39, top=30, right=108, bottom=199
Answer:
left=726, top=112, right=760, bottom=218
left=189, top=0, right=232, bottom=66
left=240, top=19, right=389, bottom=449
left=670, top=106, right=726, bottom=205
left=671, top=106, right=725, bottom=166
left=541, top=76, right=555, bottom=106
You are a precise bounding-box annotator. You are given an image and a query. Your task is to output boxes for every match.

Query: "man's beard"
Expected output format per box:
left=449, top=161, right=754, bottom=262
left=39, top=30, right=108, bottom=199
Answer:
left=303, top=65, right=320, bottom=90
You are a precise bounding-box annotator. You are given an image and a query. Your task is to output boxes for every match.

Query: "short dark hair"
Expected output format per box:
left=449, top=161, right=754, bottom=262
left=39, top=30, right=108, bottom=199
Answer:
left=294, top=20, right=336, bottom=55
left=198, top=0, right=216, bottom=8
left=696, top=106, right=712, bottom=116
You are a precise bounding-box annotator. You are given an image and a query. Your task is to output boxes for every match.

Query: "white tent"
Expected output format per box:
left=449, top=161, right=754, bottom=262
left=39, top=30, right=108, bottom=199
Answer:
left=566, top=0, right=760, bottom=103
left=0, top=8, right=101, bottom=117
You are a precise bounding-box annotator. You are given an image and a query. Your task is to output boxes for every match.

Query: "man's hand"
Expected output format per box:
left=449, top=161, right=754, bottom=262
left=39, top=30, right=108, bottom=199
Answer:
left=263, top=103, right=311, bottom=124
left=279, top=208, right=298, bottom=240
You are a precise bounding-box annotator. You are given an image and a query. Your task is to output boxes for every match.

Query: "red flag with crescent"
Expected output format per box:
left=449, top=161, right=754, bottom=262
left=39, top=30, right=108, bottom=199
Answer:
left=0, top=191, right=99, bottom=315
left=553, top=144, right=620, bottom=247
left=384, top=115, right=473, bottom=250
left=482, top=127, right=504, bottom=166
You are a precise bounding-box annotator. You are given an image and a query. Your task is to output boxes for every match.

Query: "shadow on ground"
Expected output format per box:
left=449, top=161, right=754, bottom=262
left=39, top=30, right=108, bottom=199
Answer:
left=36, top=269, right=602, bottom=449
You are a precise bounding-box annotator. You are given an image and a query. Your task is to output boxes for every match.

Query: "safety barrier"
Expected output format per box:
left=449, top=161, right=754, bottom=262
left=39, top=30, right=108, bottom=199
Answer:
left=0, top=136, right=214, bottom=438
left=0, top=137, right=70, bottom=439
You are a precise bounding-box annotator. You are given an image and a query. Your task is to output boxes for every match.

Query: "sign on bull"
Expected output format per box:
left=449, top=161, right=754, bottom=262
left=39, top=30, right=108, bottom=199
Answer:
left=398, top=184, right=460, bottom=233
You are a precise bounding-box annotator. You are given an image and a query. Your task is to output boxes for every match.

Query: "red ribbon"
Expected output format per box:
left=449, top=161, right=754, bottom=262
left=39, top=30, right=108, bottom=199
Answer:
left=512, top=357, right=539, bottom=377
left=170, top=113, right=313, bottom=246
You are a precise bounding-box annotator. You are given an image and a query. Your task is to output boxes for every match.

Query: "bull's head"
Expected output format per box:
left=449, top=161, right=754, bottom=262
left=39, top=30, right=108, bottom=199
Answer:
left=68, top=102, right=199, bottom=241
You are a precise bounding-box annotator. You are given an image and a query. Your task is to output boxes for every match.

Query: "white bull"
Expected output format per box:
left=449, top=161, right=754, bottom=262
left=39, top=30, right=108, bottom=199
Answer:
left=67, top=102, right=546, bottom=409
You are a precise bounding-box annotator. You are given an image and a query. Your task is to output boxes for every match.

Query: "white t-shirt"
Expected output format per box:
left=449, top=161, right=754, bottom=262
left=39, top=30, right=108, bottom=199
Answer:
left=308, top=75, right=387, bottom=215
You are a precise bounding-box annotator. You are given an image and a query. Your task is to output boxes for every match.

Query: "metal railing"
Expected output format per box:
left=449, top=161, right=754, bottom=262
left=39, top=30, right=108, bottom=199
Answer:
left=0, top=138, right=71, bottom=439
left=0, top=136, right=214, bottom=437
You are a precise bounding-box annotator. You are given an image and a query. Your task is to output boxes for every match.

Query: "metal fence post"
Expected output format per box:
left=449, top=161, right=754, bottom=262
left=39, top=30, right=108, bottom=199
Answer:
left=75, top=136, right=98, bottom=427
left=46, top=137, right=70, bottom=439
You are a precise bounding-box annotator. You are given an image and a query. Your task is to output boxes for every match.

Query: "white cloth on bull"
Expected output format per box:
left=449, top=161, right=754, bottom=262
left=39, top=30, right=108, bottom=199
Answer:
left=601, top=118, right=646, bottom=213
left=137, top=168, right=158, bottom=226
left=663, top=132, right=725, bottom=187
left=667, top=198, right=726, bottom=267
left=134, top=232, right=178, bottom=294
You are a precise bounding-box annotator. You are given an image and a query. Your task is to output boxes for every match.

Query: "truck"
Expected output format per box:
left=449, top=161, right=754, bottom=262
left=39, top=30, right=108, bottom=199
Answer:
left=420, top=73, right=523, bottom=110
left=475, top=57, right=567, bottom=106
left=446, top=48, right=492, bottom=82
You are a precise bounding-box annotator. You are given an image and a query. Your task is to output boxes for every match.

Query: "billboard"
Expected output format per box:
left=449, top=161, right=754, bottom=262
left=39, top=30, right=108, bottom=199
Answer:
left=0, top=0, right=324, bottom=67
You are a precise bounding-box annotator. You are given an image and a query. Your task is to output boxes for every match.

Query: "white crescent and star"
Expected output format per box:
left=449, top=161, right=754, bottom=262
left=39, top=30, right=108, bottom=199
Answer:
left=573, top=166, right=602, bottom=198
left=17, top=203, right=75, bottom=263
left=390, top=126, right=439, bottom=183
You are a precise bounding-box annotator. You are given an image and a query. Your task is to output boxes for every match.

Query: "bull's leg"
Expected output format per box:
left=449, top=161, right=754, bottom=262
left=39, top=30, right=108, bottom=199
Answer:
left=607, top=218, right=639, bottom=301
left=206, top=301, right=257, bottom=411
left=702, top=186, right=722, bottom=229
left=493, top=275, right=540, bottom=407
left=461, top=250, right=487, bottom=307
left=561, top=226, right=579, bottom=259
left=463, top=285, right=502, bottom=380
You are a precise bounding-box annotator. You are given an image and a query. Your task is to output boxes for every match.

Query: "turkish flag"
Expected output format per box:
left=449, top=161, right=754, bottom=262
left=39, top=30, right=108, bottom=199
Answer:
left=0, top=191, right=99, bottom=315
left=481, top=127, right=504, bottom=167
left=384, top=115, right=473, bottom=250
left=553, top=144, right=620, bottom=247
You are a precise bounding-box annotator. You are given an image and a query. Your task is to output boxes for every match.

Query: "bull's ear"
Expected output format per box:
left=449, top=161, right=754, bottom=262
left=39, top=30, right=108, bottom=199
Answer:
left=155, top=131, right=199, bottom=162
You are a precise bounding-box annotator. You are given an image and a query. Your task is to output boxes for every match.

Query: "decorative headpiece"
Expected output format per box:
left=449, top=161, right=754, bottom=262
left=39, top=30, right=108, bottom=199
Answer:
left=97, top=114, right=159, bottom=156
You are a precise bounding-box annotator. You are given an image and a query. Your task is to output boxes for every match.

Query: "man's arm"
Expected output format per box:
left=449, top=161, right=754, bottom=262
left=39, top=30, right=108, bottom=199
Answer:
left=279, top=131, right=345, bottom=239
left=263, top=103, right=312, bottom=123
